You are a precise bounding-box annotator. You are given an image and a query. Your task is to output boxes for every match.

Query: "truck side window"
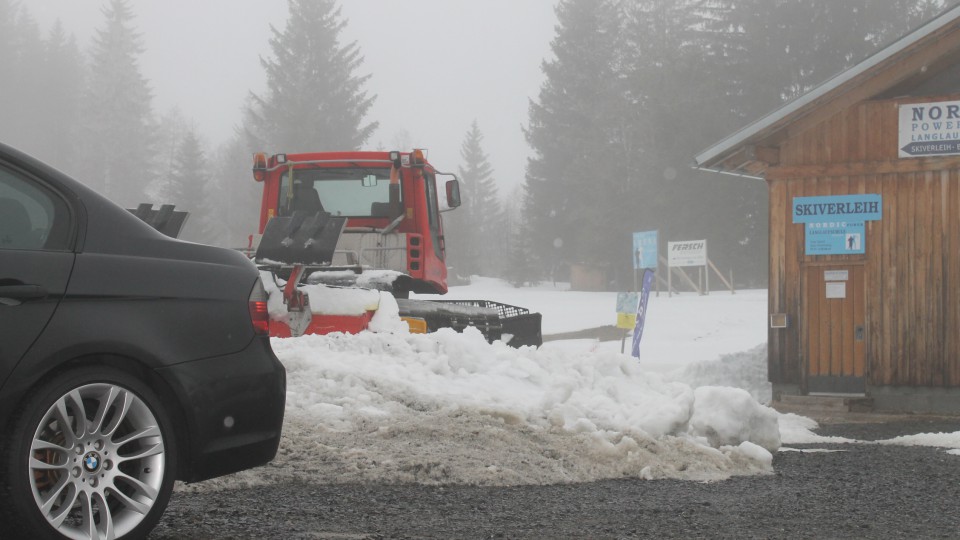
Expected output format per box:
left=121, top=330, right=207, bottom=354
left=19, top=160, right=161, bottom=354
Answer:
left=423, top=172, right=443, bottom=259
left=0, top=167, right=70, bottom=251
left=277, top=172, right=293, bottom=216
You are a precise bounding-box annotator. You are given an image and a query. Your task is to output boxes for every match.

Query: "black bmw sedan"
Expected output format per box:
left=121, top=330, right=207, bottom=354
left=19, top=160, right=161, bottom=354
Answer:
left=0, top=142, right=286, bottom=540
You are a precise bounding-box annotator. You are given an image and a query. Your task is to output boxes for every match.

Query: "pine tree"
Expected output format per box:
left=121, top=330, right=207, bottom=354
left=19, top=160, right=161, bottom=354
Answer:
left=504, top=185, right=540, bottom=287
left=36, top=21, right=85, bottom=173
left=152, top=108, right=191, bottom=200
left=165, top=126, right=210, bottom=215
left=0, top=1, right=15, bottom=122
left=616, top=0, right=769, bottom=287
left=247, top=0, right=377, bottom=152
left=207, top=132, right=265, bottom=248
left=0, top=6, right=45, bottom=156
left=0, top=6, right=84, bottom=171
left=445, top=121, right=505, bottom=278
left=523, top=0, right=625, bottom=283
left=700, top=0, right=945, bottom=123
left=77, top=0, right=155, bottom=205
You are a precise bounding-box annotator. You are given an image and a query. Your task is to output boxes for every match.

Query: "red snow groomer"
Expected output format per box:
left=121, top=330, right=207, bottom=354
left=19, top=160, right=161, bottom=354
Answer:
left=250, top=149, right=542, bottom=347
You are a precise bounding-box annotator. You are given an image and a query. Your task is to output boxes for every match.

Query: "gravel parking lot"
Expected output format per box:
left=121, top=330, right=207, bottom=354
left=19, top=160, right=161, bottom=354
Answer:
left=150, top=415, right=960, bottom=539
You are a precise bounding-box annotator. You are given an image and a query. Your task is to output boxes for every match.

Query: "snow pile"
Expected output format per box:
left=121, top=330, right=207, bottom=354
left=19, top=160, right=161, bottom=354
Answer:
left=778, top=413, right=859, bottom=445
left=688, top=386, right=780, bottom=452
left=261, top=269, right=398, bottom=320
left=365, top=292, right=408, bottom=333
left=671, top=344, right=771, bottom=404
left=878, top=431, right=960, bottom=449
left=187, top=327, right=780, bottom=493
left=777, top=414, right=960, bottom=456
left=179, top=276, right=960, bottom=495
left=306, top=268, right=404, bottom=290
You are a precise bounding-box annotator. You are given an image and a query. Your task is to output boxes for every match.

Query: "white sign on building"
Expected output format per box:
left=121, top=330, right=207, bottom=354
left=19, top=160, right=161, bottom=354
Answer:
left=667, top=240, right=707, bottom=267
left=899, top=100, right=960, bottom=158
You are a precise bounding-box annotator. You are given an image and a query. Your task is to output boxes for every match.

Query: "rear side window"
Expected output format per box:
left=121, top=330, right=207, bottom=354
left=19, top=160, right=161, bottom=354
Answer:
left=0, top=166, right=71, bottom=251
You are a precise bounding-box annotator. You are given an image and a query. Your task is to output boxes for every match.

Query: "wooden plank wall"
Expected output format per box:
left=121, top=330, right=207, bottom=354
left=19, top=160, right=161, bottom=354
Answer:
left=767, top=96, right=960, bottom=388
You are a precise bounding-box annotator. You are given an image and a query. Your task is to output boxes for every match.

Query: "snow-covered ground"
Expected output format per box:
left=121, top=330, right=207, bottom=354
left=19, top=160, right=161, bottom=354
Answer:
left=186, top=278, right=960, bottom=491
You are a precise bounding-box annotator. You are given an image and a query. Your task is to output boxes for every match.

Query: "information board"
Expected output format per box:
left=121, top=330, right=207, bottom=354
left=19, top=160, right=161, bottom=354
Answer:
left=667, top=240, right=707, bottom=267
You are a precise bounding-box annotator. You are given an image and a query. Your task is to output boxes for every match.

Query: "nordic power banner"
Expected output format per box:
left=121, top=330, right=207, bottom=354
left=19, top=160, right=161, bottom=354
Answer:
left=631, top=268, right=655, bottom=358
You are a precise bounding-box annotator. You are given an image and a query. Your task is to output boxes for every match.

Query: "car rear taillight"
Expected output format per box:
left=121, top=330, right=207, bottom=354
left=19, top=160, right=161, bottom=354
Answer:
left=249, top=278, right=270, bottom=336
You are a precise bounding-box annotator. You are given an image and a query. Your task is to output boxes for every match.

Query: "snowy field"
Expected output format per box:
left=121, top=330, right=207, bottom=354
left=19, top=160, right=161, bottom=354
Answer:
left=184, top=278, right=960, bottom=492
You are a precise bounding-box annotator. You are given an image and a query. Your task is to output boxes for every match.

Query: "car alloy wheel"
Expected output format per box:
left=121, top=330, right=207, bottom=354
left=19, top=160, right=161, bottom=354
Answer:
left=3, top=368, right=177, bottom=540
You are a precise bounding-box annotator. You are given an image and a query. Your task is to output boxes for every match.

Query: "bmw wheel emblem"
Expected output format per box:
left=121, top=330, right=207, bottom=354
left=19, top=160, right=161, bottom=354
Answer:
left=83, top=452, right=101, bottom=473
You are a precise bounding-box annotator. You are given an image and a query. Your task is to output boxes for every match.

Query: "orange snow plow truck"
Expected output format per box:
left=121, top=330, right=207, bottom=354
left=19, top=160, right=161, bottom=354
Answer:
left=250, top=149, right=542, bottom=347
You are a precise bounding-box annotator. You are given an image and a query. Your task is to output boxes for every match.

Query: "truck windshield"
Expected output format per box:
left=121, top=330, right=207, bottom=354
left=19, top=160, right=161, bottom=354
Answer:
left=278, top=167, right=397, bottom=217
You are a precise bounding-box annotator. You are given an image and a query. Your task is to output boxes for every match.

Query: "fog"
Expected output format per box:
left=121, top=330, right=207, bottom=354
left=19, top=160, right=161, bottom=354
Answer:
left=12, top=0, right=956, bottom=287
left=31, top=0, right=558, bottom=192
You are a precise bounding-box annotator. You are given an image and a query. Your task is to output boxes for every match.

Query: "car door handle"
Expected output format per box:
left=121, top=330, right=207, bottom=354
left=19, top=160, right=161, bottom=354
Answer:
left=0, top=284, right=48, bottom=301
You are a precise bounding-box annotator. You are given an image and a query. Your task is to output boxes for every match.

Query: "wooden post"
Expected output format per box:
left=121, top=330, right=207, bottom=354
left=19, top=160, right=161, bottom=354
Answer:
left=661, top=255, right=700, bottom=295
left=708, top=258, right=736, bottom=293
left=668, top=262, right=672, bottom=298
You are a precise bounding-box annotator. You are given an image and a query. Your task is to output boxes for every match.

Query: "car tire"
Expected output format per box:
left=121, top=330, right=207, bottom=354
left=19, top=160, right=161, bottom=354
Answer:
left=0, top=366, right=178, bottom=540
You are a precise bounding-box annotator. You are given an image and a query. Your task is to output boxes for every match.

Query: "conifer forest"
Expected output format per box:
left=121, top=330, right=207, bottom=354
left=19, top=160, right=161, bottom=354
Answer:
left=1, top=0, right=955, bottom=288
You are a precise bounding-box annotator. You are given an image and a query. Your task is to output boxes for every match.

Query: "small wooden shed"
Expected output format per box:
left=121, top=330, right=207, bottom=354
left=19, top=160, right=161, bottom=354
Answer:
left=695, top=6, right=960, bottom=413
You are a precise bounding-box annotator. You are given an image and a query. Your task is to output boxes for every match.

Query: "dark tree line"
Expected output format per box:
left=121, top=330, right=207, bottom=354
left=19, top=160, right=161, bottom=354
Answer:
left=0, top=0, right=370, bottom=248
left=516, top=0, right=957, bottom=289
left=2, top=0, right=957, bottom=288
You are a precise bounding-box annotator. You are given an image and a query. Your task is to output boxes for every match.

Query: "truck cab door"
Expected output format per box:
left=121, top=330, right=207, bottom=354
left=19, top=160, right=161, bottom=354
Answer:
left=0, top=165, right=75, bottom=389
left=423, top=172, right=444, bottom=260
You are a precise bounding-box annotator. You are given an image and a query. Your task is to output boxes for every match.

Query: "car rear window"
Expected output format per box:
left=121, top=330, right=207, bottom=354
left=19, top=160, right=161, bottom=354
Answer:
left=0, top=166, right=71, bottom=251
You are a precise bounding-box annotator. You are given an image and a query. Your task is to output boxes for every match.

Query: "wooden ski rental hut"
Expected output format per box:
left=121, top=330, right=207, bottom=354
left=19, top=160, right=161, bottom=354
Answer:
left=695, top=6, right=960, bottom=413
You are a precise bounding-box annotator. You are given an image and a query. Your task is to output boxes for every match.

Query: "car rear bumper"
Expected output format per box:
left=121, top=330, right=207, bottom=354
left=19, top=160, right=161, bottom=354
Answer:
left=156, top=336, right=286, bottom=483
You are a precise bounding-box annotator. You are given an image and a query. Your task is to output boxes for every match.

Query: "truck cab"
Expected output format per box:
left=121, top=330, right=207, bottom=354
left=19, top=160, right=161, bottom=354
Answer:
left=251, top=149, right=541, bottom=347
left=253, top=150, right=460, bottom=295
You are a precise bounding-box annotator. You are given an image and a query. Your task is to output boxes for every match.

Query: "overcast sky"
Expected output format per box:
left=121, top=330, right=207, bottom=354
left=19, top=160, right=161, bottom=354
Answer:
left=31, top=0, right=559, bottom=195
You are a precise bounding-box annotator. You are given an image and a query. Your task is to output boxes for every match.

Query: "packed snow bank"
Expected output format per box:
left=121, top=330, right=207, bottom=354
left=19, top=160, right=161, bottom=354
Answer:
left=688, top=386, right=780, bottom=452
left=878, top=431, right=960, bottom=450
left=193, top=275, right=960, bottom=494
left=671, top=345, right=771, bottom=404
left=186, top=328, right=779, bottom=492
left=778, top=413, right=859, bottom=445
left=261, top=270, right=383, bottom=320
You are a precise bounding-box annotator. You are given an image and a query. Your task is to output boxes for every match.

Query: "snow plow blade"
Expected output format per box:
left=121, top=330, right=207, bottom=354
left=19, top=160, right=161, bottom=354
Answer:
left=255, top=211, right=347, bottom=266
left=128, top=203, right=189, bottom=238
left=395, top=299, right=543, bottom=348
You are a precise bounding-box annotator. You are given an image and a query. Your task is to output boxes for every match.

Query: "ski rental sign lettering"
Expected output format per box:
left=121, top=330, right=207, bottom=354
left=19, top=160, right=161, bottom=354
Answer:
left=899, top=100, right=960, bottom=158
left=793, top=194, right=882, bottom=255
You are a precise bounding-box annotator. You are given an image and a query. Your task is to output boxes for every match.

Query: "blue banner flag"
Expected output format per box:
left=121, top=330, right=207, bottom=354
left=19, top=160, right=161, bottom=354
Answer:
left=631, top=268, right=655, bottom=358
